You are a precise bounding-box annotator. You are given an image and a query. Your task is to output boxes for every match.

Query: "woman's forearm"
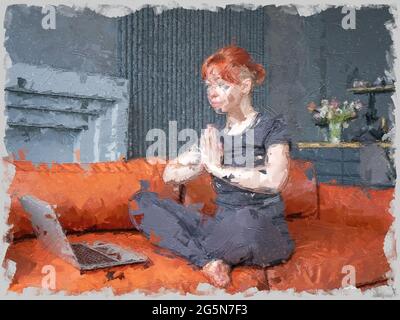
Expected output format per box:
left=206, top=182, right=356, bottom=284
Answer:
left=163, top=162, right=204, bottom=184
left=207, top=164, right=288, bottom=194
left=162, top=145, right=204, bottom=184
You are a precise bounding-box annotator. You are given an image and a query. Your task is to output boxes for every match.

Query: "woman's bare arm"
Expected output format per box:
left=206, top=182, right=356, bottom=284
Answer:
left=162, top=145, right=204, bottom=184
left=204, top=143, right=290, bottom=194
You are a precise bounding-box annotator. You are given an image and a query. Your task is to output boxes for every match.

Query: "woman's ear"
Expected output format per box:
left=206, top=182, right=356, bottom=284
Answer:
left=240, top=78, right=253, bottom=95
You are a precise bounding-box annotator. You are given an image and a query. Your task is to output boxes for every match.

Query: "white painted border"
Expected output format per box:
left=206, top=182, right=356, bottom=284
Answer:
left=0, top=0, right=398, bottom=300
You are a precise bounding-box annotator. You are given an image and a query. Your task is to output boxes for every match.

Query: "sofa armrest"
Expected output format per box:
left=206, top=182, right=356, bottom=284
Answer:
left=281, top=159, right=319, bottom=219
left=318, top=183, right=394, bottom=234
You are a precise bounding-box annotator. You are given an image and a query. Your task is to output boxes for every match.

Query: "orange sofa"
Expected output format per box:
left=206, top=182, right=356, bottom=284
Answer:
left=3, top=157, right=394, bottom=295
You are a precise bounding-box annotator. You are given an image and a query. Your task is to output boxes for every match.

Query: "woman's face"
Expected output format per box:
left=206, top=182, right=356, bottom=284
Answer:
left=205, top=71, right=243, bottom=114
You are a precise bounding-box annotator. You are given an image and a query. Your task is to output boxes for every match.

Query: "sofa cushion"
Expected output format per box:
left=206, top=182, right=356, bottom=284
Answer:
left=266, top=219, right=391, bottom=292
left=281, top=159, right=318, bottom=219
left=183, top=159, right=318, bottom=219
left=6, top=220, right=390, bottom=294
left=318, top=183, right=394, bottom=234
left=5, top=231, right=269, bottom=295
left=6, top=159, right=178, bottom=240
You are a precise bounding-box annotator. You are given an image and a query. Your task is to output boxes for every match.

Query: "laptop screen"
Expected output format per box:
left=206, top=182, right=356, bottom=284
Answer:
left=19, top=195, right=79, bottom=268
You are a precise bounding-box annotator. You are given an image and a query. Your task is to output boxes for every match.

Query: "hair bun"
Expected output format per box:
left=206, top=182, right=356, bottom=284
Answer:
left=252, top=63, right=266, bottom=85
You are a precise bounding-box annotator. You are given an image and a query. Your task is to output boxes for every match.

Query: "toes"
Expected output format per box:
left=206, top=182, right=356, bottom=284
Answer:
left=201, top=260, right=231, bottom=288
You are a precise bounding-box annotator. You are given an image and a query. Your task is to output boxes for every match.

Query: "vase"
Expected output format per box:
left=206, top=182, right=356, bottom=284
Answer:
left=328, top=122, right=342, bottom=144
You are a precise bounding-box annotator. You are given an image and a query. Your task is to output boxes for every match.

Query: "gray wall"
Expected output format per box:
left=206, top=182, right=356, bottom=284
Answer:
left=5, top=4, right=119, bottom=76
left=119, top=5, right=395, bottom=158
left=263, top=6, right=394, bottom=142
left=4, top=5, right=128, bottom=163
left=3, top=5, right=395, bottom=164
left=118, top=6, right=269, bottom=158
left=319, top=7, right=394, bottom=141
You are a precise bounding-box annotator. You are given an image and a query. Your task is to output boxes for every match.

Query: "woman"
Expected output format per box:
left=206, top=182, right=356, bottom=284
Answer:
left=130, top=45, right=295, bottom=288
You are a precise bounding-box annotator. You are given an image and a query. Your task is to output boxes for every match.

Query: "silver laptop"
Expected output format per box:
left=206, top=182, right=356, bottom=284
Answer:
left=19, top=195, right=148, bottom=271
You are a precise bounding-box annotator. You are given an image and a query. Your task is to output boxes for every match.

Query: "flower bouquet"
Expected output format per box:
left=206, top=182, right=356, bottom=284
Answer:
left=307, top=99, right=363, bottom=143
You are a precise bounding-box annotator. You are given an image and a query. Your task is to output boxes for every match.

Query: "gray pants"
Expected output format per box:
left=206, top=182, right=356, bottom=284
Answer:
left=129, top=187, right=295, bottom=268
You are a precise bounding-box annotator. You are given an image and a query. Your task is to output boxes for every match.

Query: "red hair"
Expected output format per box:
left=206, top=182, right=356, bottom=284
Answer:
left=201, top=45, right=266, bottom=86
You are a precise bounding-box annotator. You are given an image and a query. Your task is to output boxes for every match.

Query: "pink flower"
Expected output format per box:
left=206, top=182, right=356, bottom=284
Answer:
left=330, top=98, right=340, bottom=110
left=307, top=102, right=317, bottom=112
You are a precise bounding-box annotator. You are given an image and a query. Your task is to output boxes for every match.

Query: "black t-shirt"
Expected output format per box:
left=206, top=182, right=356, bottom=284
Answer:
left=211, top=112, right=291, bottom=208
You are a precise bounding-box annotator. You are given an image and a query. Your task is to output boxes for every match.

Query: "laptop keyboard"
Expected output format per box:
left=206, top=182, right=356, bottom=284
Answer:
left=71, top=243, right=116, bottom=265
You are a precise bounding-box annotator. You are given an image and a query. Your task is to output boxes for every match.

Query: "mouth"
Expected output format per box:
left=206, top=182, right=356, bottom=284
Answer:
left=210, top=101, right=222, bottom=107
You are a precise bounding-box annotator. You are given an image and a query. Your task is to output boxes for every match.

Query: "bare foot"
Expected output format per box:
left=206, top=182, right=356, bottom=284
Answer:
left=201, top=259, right=231, bottom=288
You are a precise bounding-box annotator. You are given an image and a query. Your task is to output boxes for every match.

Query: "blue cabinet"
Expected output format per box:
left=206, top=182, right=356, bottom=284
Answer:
left=291, top=142, right=395, bottom=187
